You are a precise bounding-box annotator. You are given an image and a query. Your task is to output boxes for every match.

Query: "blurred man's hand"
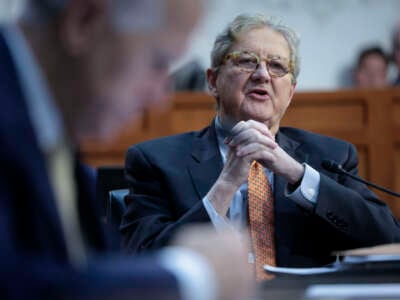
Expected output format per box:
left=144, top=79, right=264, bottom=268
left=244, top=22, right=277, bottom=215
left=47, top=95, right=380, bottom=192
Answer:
left=173, top=225, right=254, bottom=300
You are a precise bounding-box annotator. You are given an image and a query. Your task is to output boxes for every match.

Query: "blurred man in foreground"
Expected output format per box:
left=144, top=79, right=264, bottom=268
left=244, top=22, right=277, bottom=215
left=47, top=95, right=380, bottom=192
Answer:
left=0, top=0, right=252, bottom=299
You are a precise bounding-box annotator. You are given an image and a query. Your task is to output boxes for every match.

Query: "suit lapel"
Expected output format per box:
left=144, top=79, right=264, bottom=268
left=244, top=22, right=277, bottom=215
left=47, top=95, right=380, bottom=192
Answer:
left=188, top=121, right=223, bottom=200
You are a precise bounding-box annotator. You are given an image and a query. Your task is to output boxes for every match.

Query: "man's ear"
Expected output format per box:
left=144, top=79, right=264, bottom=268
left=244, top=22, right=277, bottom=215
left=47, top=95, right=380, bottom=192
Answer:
left=287, top=81, right=296, bottom=104
left=58, top=0, right=107, bottom=56
left=206, top=68, right=219, bottom=98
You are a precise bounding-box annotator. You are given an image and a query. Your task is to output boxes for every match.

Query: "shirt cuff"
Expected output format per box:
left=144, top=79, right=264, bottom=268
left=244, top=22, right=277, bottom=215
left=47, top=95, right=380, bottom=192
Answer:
left=202, top=196, right=234, bottom=232
left=285, top=163, right=320, bottom=210
left=158, top=246, right=218, bottom=300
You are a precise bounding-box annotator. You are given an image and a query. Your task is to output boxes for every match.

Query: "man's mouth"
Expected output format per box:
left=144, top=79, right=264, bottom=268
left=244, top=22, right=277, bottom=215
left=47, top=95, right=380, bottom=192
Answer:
left=247, top=88, right=270, bottom=100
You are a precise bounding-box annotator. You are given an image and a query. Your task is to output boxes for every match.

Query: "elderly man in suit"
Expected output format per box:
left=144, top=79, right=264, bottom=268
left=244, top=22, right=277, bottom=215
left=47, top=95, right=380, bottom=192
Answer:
left=0, top=1, right=252, bottom=299
left=122, top=13, right=400, bottom=281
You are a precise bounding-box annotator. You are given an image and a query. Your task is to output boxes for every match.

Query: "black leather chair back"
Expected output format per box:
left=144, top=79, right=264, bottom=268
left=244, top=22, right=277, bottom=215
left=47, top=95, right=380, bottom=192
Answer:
left=107, top=189, right=129, bottom=227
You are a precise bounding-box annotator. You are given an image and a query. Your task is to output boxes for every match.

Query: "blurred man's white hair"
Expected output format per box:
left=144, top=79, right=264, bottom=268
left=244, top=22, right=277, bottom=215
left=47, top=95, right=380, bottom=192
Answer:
left=21, top=0, right=164, bottom=32
left=0, top=0, right=26, bottom=23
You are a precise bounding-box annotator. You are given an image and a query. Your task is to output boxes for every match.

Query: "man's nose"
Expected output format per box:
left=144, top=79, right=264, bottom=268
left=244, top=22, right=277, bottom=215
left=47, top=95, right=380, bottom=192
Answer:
left=251, top=61, right=271, bottom=82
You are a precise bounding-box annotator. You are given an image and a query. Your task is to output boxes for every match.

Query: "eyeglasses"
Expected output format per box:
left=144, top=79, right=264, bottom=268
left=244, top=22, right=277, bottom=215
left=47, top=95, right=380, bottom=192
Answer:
left=223, top=51, right=292, bottom=78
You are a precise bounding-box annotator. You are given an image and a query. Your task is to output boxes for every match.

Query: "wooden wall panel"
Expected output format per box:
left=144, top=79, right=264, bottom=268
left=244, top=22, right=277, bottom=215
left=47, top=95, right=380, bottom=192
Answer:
left=393, top=95, right=400, bottom=213
left=355, top=145, right=368, bottom=179
left=282, top=100, right=366, bottom=131
left=394, top=96, right=400, bottom=143
left=171, top=109, right=214, bottom=133
left=395, top=145, right=400, bottom=192
left=170, top=94, right=215, bottom=133
left=394, top=98, right=400, bottom=127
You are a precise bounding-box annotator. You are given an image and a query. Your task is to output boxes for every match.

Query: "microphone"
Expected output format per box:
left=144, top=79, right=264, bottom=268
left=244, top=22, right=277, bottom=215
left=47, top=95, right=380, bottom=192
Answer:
left=321, top=160, right=400, bottom=198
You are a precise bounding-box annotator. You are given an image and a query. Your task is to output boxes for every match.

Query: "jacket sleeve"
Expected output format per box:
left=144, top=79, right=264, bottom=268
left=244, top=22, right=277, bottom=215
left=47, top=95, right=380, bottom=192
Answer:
left=121, top=145, right=210, bottom=253
left=314, top=142, right=400, bottom=248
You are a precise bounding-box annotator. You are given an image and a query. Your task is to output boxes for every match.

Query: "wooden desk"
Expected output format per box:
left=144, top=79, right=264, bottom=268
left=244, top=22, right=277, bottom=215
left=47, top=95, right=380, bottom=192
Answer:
left=257, top=266, right=400, bottom=300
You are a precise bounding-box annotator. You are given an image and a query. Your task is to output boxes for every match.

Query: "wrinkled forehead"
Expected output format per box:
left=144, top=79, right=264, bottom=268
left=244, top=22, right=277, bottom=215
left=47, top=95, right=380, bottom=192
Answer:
left=24, top=0, right=165, bottom=32
left=233, top=26, right=291, bottom=60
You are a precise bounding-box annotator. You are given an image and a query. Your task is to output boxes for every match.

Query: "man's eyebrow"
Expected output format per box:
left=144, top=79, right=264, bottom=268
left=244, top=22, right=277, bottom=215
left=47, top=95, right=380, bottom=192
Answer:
left=232, top=48, right=290, bottom=62
left=266, top=54, right=289, bottom=61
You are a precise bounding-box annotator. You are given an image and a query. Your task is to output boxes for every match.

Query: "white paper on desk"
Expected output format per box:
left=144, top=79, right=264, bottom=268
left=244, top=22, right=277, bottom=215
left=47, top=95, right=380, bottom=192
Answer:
left=334, top=243, right=400, bottom=266
left=263, top=264, right=340, bottom=275
left=334, top=243, right=400, bottom=256
left=305, top=283, right=400, bottom=299
left=342, top=254, right=400, bottom=264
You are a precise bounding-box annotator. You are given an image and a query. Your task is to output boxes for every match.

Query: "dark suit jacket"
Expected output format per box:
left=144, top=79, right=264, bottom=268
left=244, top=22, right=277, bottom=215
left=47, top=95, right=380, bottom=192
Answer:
left=122, top=120, right=400, bottom=267
left=394, top=74, right=400, bottom=86
left=0, top=32, right=179, bottom=299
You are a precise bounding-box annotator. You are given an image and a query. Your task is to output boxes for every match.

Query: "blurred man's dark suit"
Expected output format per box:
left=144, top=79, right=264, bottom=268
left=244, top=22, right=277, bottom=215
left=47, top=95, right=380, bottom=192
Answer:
left=0, top=32, right=179, bottom=300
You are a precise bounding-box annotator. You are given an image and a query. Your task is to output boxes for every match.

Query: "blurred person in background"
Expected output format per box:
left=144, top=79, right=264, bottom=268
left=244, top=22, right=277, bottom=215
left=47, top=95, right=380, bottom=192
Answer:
left=353, top=46, right=389, bottom=88
left=0, top=0, right=252, bottom=299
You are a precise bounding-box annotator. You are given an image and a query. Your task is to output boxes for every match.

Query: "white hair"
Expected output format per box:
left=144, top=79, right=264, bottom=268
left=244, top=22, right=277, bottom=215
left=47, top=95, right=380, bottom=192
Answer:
left=0, top=0, right=29, bottom=23
left=211, top=13, right=300, bottom=83
left=20, top=0, right=67, bottom=22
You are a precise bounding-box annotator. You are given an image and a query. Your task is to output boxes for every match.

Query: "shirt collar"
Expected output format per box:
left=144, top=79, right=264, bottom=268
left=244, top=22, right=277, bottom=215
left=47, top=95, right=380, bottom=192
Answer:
left=2, top=25, right=65, bottom=153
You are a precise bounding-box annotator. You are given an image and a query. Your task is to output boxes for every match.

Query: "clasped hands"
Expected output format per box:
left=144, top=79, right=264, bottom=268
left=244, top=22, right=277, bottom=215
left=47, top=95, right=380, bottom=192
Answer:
left=208, top=120, right=304, bottom=216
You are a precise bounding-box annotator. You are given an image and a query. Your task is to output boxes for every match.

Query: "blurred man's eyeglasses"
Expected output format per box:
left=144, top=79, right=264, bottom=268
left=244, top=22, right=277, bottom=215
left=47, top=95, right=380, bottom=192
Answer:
left=223, top=51, right=292, bottom=78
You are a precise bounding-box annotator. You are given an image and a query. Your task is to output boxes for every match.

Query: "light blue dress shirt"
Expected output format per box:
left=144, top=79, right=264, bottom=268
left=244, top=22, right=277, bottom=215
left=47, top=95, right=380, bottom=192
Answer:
left=203, top=116, right=321, bottom=232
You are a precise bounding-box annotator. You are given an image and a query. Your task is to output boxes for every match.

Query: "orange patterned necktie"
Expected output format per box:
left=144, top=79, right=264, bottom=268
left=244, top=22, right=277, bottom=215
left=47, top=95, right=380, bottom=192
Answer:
left=248, top=161, right=276, bottom=281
